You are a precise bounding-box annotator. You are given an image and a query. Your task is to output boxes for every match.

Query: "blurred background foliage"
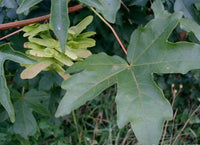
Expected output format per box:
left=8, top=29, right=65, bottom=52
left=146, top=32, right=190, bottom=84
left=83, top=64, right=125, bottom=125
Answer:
left=0, top=0, right=200, bottom=144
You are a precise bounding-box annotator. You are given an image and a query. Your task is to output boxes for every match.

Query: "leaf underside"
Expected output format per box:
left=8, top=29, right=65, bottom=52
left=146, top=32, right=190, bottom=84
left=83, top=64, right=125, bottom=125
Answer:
left=56, top=1, right=200, bottom=145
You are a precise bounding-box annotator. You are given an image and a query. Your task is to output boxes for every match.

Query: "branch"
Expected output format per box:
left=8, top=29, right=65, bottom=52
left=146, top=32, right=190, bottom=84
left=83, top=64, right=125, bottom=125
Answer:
left=0, top=28, right=23, bottom=41
left=0, top=4, right=84, bottom=31
left=90, top=7, right=127, bottom=55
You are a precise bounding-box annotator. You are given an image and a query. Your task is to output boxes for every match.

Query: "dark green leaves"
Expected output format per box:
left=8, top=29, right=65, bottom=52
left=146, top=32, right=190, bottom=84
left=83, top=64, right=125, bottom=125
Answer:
left=0, top=44, right=35, bottom=122
left=13, top=90, right=50, bottom=138
left=80, top=0, right=120, bottom=23
left=17, top=0, right=43, bottom=14
left=50, top=0, right=69, bottom=52
left=55, top=2, right=200, bottom=145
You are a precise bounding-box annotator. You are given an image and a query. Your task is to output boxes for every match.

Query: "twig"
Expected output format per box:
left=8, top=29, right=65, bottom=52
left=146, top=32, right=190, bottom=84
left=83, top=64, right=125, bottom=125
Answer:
left=120, top=0, right=130, bottom=12
left=0, top=4, right=84, bottom=31
left=0, top=28, right=24, bottom=41
left=90, top=7, right=127, bottom=55
left=172, top=104, right=200, bottom=145
left=122, top=129, right=132, bottom=145
left=161, top=84, right=182, bottom=145
left=170, top=109, right=178, bottom=145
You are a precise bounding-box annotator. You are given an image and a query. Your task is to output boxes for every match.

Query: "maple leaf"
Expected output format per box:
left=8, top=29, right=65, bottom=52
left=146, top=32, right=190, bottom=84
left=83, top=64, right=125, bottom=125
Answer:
left=0, top=44, right=35, bottom=122
left=55, top=2, right=200, bottom=145
left=79, top=0, right=120, bottom=23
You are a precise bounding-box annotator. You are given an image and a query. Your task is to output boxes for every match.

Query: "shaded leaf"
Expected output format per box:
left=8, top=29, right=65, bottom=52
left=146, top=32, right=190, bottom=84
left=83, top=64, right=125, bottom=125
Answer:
left=13, top=89, right=49, bottom=138
left=25, top=89, right=49, bottom=102
left=0, top=44, right=35, bottom=122
left=195, top=3, right=200, bottom=10
left=179, top=18, right=200, bottom=41
left=13, top=100, right=37, bottom=139
left=80, top=0, right=120, bottom=23
left=1, top=0, right=17, bottom=9
left=39, top=71, right=63, bottom=91
left=16, top=0, right=43, bottom=14
left=174, top=0, right=200, bottom=23
left=55, top=8, right=200, bottom=145
left=50, top=0, right=69, bottom=52
left=28, top=102, right=50, bottom=116
left=130, top=0, right=148, bottom=6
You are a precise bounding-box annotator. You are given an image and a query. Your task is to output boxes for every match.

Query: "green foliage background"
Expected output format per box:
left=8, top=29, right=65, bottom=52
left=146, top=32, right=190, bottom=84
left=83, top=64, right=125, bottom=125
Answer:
left=0, top=0, right=200, bottom=144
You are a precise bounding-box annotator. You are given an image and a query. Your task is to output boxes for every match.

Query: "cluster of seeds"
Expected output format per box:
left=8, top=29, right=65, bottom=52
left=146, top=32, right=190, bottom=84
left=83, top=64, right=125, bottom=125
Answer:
left=20, top=16, right=96, bottom=79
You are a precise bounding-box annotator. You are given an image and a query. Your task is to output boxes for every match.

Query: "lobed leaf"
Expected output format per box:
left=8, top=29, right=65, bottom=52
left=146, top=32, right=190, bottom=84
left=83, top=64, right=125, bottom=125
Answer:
left=13, top=89, right=49, bottom=138
left=13, top=100, right=37, bottom=139
left=0, top=44, right=35, bottom=122
left=55, top=1, right=200, bottom=144
left=79, top=0, right=120, bottom=23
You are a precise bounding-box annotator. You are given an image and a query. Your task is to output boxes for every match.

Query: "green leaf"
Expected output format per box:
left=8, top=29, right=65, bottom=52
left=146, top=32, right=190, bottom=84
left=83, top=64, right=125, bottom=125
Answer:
left=13, top=100, right=37, bottom=139
left=50, top=0, right=70, bottom=52
left=38, top=71, right=63, bottom=91
left=16, top=0, right=43, bottom=14
left=195, top=2, right=200, bottom=10
left=55, top=9, right=200, bottom=145
left=0, top=44, right=35, bottom=123
left=174, top=0, right=200, bottom=23
left=28, top=102, right=50, bottom=116
left=13, top=89, right=49, bottom=138
left=179, top=18, right=200, bottom=41
left=1, top=0, right=17, bottom=9
left=79, top=0, right=120, bottom=23
left=151, top=0, right=168, bottom=18
left=130, top=0, right=148, bottom=6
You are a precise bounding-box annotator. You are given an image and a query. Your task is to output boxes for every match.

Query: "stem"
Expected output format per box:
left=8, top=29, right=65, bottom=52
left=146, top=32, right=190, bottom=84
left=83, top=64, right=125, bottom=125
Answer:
left=90, top=7, right=127, bottom=55
left=72, top=111, right=82, bottom=144
left=161, top=85, right=178, bottom=145
left=172, top=104, right=200, bottom=145
left=0, top=4, right=84, bottom=31
left=120, top=0, right=130, bottom=12
left=0, top=28, right=23, bottom=41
